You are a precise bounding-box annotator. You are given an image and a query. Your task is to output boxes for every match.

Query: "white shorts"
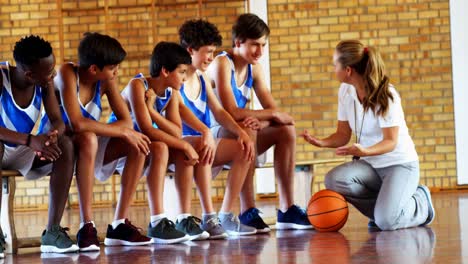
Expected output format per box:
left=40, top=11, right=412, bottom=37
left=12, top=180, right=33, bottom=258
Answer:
left=94, top=137, right=123, bottom=182
left=2, top=145, right=52, bottom=180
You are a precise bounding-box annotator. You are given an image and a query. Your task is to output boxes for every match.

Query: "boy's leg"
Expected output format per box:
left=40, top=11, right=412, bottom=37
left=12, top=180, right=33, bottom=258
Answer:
left=256, top=124, right=313, bottom=230
left=73, top=132, right=101, bottom=251
left=40, top=134, right=79, bottom=253
left=74, top=132, right=98, bottom=223
left=146, top=142, right=189, bottom=244
left=213, top=138, right=256, bottom=236
left=146, top=142, right=169, bottom=215
left=218, top=127, right=269, bottom=232
left=172, top=137, right=209, bottom=241
left=102, top=137, right=151, bottom=246
left=256, top=124, right=296, bottom=211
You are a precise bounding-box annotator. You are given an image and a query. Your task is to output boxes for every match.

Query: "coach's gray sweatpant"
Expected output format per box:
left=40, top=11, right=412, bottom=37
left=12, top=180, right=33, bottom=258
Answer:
left=325, top=160, right=429, bottom=231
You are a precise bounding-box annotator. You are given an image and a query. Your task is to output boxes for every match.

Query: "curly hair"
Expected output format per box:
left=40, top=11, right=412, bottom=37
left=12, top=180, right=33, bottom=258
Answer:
left=179, top=19, right=222, bottom=50
left=13, top=35, right=53, bottom=68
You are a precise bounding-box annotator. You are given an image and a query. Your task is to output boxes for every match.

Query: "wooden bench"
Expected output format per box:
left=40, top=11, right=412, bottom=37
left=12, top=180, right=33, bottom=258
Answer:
left=2, top=170, right=22, bottom=254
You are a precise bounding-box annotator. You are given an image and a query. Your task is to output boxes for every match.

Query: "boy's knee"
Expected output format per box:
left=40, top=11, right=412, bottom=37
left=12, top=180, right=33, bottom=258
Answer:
left=58, top=135, right=74, bottom=159
left=75, top=131, right=98, bottom=151
left=279, top=125, right=296, bottom=142
left=150, top=141, right=168, bottom=158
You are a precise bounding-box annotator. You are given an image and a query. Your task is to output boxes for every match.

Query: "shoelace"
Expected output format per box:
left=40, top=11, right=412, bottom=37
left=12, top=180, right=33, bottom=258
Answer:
left=158, top=218, right=176, bottom=230
left=125, top=220, right=145, bottom=234
left=185, top=216, right=203, bottom=232
left=247, top=208, right=263, bottom=220
left=205, top=217, right=221, bottom=228
left=58, top=226, right=72, bottom=239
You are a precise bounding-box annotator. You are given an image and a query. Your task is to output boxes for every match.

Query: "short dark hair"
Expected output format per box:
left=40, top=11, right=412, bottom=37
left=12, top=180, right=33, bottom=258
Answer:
left=13, top=35, right=53, bottom=68
left=232, top=13, right=270, bottom=47
left=149, top=42, right=191, bottom=77
left=78, top=32, right=126, bottom=70
left=179, top=19, right=222, bottom=50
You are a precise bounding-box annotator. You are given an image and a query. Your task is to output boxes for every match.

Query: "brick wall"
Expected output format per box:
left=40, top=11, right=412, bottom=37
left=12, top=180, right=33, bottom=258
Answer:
left=0, top=0, right=456, bottom=209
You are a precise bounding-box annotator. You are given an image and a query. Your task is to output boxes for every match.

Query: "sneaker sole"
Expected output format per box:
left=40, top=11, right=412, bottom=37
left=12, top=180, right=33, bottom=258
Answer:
left=275, top=223, right=314, bottom=230
left=79, top=244, right=100, bottom=252
left=190, top=231, right=210, bottom=241
left=150, top=234, right=190, bottom=244
left=226, top=229, right=257, bottom=236
left=208, top=233, right=228, bottom=240
left=419, top=185, right=435, bottom=225
left=104, top=238, right=151, bottom=246
left=256, top=227, right=271, bottom=233
left=40, top=245, right=79, bottom=253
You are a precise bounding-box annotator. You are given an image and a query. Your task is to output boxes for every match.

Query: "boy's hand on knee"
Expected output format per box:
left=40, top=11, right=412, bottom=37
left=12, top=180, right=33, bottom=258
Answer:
left=237, top=131, right=255, bottom=161
left=242, top=116, right=261, bottom=130
left=198, top=131, right=216, bottom=165
left=123, top=128, right=151, bottom=155
left=272, top=111, right=294, bottom=125
left=183, top=143, right=199, bottom=166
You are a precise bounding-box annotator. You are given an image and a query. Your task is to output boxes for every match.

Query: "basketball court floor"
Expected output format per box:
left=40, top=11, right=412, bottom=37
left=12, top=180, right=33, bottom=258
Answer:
left=1, top=190, right=466, bottom=263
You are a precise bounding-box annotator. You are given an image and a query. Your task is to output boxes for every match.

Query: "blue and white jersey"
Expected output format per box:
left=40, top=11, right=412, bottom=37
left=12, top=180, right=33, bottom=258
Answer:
left=180, top=71, right=212, bottom=136
left=216, top=51, right=253, bottom=109
left=0, top=61, right=42, bottom=147
left=38, top=64, right=102, bottom=133
left=108, top=73, right=171, bottom=132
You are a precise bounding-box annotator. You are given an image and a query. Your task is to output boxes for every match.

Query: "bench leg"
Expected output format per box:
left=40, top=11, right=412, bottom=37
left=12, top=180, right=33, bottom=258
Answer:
left=1, top=176, right=18, bottom=254
left=293, top=165, right=313, bottom=207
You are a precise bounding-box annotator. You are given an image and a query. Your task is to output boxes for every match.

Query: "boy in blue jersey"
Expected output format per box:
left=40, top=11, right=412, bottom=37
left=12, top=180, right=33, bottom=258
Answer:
left=111, top=42, right=219, bottom=242
left=178, top=19, right=257, bottom=236
left=208, top=13, right=313, bottom=231
left=0, top=35, right=78, bottom=254
left=39, top=33, right=152, bottom=250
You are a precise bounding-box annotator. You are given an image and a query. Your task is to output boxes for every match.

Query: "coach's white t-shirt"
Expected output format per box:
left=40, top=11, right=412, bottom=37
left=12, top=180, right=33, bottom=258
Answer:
left=337, top=83, right=419, bottom=168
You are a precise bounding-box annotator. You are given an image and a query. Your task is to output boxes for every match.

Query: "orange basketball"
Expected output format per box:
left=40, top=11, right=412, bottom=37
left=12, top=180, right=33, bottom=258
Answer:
left=307, top=189, right=349, bottom=232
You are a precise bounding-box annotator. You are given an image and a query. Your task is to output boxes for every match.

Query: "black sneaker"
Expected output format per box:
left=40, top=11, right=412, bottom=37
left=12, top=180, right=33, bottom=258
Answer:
left=104, top=219, right=151, bottom=246
left=77, top=222, right=100, bottom=251
left=175, top=216, right=209, bottom=241
left=40, top=225, right=79, bottom=253
left=239, top=208, right=271, bottom=233
left=147, top=218, right=190, bottom=244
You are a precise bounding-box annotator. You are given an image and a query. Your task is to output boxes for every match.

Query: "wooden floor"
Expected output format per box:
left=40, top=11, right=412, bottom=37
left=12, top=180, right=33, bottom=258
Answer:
left=3, top=190, right=468, bottom=263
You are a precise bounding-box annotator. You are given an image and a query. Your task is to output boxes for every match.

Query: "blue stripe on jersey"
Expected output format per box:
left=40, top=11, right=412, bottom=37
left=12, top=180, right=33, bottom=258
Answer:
left=218, top=51, right=253, bottom=109
left=156, top=88, right=172, bottom=113
left=180, top=75, right=211, bottom=136
left=0, top=61, right=42, bottom=146
left=37, top=69, right=102, bottom=134
left=108, top=73, right=159, bottom=132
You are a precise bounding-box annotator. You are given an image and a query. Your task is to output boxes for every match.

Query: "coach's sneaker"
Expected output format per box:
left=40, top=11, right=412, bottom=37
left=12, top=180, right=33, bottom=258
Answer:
left=147, top=218, right=190, bottom=244
left=175, top=216, right=209, bottom=241
left=276, top=205, right=313, bottom=230
left=219, top=212, right=257, bottom=236
left=239, top=208, right=271, bottom=233
left=40, top=225, right=79, bottom=253
left=0, top=228, right=5, bottom=258
left=104, top=219, right=151, bottom=246
left=418, top=185, right=435, bottom=226
left=76, top=222, right=100, bottom=251
left=367, top=220, right=381, bottom=232
left=201, top=215, right=228, bottom=240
